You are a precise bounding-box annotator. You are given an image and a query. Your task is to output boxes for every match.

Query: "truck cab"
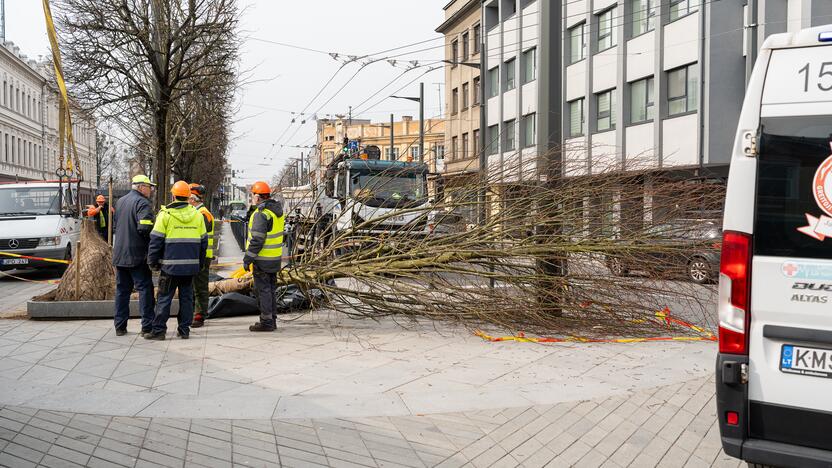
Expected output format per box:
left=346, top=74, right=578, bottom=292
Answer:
left=325, top=149, right=430, bottom=236
left=0, top=181, right=81, bottom=271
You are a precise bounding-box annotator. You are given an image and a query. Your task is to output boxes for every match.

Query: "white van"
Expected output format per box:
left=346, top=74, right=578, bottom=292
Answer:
left=717, top=26, right=832, bottom=466
left=0, top=181, right=81, bottom=272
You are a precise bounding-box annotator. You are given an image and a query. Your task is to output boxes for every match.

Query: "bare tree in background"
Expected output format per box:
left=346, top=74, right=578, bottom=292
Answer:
left=55, top=0, right=240, bottom=206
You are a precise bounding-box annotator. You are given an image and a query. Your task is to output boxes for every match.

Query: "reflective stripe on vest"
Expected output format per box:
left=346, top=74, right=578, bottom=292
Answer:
left=247, top=207, right=284, bottom=261
left=198, top=205, right=215, bottom=259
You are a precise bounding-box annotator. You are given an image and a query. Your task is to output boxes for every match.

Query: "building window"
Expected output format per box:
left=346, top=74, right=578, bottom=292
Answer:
left=462, top=132, right=470, bottom=159
left=630, top=76, right=655, bottom=123
left=568, top=98, right=585, bottom=137
left=385, top=147, right=401, bottom=160
left=503, top=0, right=517, bottom=18
left=504, top=119, right=516, bottom=152
left=473, top=129, right=480, bottom=154
left=473, top=77, right=481, bottom=105
left=451, top=40, right=459, bottom=66
left=411, top=146, right=420, bottom=160
left=487, top=67, right=499, bottom=98
left=597, top=7, right=617, bottom=52
left=487, top=125, right=499, bottom=155
left=462, top=32, right=470, bottom=61
left=451, top=136, right=459, bottom=160
left=522, top=47, right=536, bottom=84
left=632, top=0, right=657, bottom=36
left=462, top=82, right=470, bottom=110
left=436, top=145, right=445, bottom=160
left=667, top=63, right=698, bottom=116
left=596, top=89, right=616, bottom=132
left=503, top=58, right=516, bottom=91
left=669, top=0, right=699, bottom=22
left=568, top=23, right=586, bottom=64
left=473, top=23, right=481, bottom=55
left=452, top=87, right=459, bottom=114
left=521, top=113, right=536, bottom=148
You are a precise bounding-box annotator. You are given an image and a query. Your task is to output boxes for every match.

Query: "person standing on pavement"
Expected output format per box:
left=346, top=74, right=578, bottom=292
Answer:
left=112, top=175, right=156, bottom=337
left=244, top=181, right=284, bottom=332
left=188, top=183, right=214, bottom=328
left=86, top=195, right=113, bottom=240
left=145, top=181, right=207, bottom=341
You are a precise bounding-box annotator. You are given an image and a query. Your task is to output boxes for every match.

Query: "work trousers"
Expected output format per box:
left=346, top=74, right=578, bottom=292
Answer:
left=152, top=273, right=194, bottom=336
left=192, top=263, right=210, bottom=318
left=253, top=268, right=278, bottom=327
left=114, top=265, right=155, bottom=332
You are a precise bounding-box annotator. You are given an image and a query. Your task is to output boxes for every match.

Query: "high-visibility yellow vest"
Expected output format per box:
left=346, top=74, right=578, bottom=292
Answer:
left=151, top=204, right=206, bottom=275
left=247, top=207, right=284, bottom=261
left=197, top=205, right=215, bottom=259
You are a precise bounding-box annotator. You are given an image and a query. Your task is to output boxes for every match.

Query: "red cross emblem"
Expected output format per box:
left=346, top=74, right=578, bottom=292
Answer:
left=782, top=262, right=799, bottom=277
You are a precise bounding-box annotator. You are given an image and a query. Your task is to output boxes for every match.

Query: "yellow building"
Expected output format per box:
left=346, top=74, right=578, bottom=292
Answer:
left=315, top=116, right=446, bottom=179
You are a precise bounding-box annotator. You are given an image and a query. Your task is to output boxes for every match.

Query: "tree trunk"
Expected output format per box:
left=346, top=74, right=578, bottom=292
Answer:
left=153, top=103, right=169, bottom=207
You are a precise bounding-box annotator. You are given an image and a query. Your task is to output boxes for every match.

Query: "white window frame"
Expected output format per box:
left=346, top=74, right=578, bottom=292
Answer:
left=669, top=0, right=699, bottom=22
left=568, top=22, right=586, bottom=65
left=629, top=76, right=655, bottom=124
left=568, top=98, right=585, bottom=138
left=595, top=89, right=616, bottom=132
left=504, top=119, right=516, bottom=152
left=522, top=47, right=536, bottom=84
left=667, top=63, right=698, bottom=116
left=503, top=58, right=516, bottom=92
left=631, top=0, right=657, bottom=37
left=597, top=7, right=618, bottom=52
left=521, top=113, right=536, bottom=148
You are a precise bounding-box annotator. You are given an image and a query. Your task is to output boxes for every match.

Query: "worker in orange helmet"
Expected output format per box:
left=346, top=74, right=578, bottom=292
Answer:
left=145, top=180, right=207, bottom=340
left=244, top=181, right=284, bottom=332
left=188, top=183, right=214, bottom=328
left=86, top=194, right=114, bottom=240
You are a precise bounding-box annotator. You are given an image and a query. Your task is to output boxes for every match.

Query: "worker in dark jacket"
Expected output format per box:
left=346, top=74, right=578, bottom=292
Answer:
left=244, top=181, right=284, bottom=332
left=145, top=181, right=208, bottom=340
left=112, top=175, right=156, bottom=336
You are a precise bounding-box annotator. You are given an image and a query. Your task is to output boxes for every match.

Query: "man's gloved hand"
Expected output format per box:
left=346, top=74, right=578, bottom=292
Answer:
left=149, top=262, right=161, bottom=271
left=243, top=258, right=252, bottom=272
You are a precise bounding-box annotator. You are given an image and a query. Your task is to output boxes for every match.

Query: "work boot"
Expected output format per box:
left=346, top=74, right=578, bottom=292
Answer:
left=140, top=328, right=152, bottom=338
left=176, top=330, right=189, bottom=339
left=249, top=322, right=276, bottom=332
left=115, top=328, right=127, bottom=336
left=191, top=316, right=204, bottom=328
left=144, top=332, right=166, bottom=341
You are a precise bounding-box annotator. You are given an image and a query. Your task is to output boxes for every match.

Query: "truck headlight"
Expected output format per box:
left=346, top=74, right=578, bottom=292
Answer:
left=40, top=236, right=61, bottom=246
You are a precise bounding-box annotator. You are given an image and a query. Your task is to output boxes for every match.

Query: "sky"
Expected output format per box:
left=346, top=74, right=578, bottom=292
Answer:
left=5, top=0, right=448, bottom=185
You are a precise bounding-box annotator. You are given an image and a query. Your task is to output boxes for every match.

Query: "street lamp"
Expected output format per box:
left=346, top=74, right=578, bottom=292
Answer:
left=390, top=82, right=425, bottom=163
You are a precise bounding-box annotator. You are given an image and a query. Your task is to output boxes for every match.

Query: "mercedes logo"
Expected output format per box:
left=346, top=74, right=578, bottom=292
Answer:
left=8, top=239, right=19, bottom=249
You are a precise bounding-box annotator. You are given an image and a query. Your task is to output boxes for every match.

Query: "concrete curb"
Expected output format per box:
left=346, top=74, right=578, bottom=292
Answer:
left=27, top=299, right=179, bottom=319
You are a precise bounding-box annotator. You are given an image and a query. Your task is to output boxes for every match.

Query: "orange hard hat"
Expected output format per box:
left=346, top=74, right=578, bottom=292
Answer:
left=96, top=195, right=106, bottom=202
left=189, top=183, right=206, bottom=197
left=250, top=181, right=271, bottom=195
left=171, top=180, right=191, bottom=198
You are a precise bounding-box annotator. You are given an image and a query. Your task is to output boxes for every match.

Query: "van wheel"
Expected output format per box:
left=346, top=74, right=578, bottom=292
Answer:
left=687, top=257, right=711, bottom=284
left=606, top=257, right=628, bottom=276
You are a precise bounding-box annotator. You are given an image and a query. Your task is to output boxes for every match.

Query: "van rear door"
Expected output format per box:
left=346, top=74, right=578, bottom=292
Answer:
left=749, top=100, right=832, bottom=450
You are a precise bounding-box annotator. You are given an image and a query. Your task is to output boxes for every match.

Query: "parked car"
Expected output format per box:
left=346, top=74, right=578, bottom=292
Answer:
left=605, top=219, right=721, bottom=284
left=0, top=181, right=81, bottom=272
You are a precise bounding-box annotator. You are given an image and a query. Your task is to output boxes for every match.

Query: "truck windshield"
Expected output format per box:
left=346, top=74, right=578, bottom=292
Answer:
left=350, top=169, right=427, bottom=209
left=754, top=115, right=832, bottom=259
left=0, top=187, right=60, bottom=216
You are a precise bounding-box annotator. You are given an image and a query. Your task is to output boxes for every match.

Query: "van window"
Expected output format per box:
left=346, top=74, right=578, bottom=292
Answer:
left=754, top=115, right=832, bottom=259
left=0, top=187, right=60, bottom=216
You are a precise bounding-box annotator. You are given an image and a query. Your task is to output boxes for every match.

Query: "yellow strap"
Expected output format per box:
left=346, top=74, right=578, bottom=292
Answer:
left=139, top=219, right=154, bottom=225
left=42, top=0, right=79, bottom=175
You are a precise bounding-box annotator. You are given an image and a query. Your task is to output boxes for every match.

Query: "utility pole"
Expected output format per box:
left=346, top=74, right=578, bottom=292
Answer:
left=348, top=106, right=352, bottom=126
left=390, top=113, right=394, bottom=161
left=419, top=82, right=425, bottom=164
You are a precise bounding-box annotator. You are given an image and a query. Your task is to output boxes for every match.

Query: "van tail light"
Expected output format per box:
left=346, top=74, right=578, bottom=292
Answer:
left=718, top=231, right=752, bottom=355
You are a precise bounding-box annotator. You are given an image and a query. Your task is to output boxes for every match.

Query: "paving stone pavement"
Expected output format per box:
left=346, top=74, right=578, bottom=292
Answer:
left=0, top=374, right=739, bottom=468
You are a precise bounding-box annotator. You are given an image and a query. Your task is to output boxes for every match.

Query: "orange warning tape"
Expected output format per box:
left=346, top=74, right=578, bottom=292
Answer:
left=474, top=308, right=717, bottom=344
left=0, top=251, right=70, bottom=265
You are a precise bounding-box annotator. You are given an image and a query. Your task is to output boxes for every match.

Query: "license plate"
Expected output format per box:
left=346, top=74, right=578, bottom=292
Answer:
left=780, top=344, right=832, bottom=378
left=2, top=258, right=28, bottom=265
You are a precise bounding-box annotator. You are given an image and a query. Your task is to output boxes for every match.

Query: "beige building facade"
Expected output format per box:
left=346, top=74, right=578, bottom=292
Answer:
left=0, top=40, right=96, bottom=202
left=436, top=0, right=482, bottom=223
